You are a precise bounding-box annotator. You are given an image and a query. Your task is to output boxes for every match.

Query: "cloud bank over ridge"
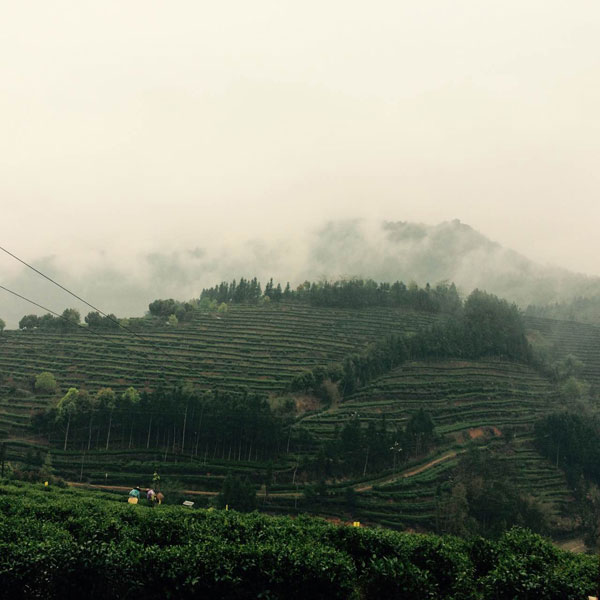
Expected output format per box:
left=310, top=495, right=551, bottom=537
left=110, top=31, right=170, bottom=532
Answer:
left=1, top=218, right=598, bottom=329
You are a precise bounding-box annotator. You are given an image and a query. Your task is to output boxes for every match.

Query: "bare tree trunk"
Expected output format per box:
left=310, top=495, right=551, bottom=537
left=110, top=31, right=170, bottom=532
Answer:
left=105, top=411, right=113, bottom=451
left=181, top=404, right=188, bottom=454
left=64, top=415, right=71, bottom=451
left=88, top=415, right=93, bottom=451
left=146, top=415, right=152, bottom=449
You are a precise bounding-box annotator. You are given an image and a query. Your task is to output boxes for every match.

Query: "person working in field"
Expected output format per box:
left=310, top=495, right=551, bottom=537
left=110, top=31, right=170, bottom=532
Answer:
left=128, top=486, right=141, bottom=504
left=146, top=488, right=155, bottom=505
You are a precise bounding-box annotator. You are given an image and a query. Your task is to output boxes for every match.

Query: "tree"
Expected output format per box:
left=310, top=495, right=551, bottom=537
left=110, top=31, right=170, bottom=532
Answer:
left=96, top=388, right=117, bottom=450
left=167, top=314, right=178, bottom=326
left=57, top=388, right=79, bottom=450
left=217, top=473, right=256, bottom=512
left=120, top=387, right=141, bottom=448
left=85, top=311, right=103, bottom=328
left=0, top=317, right=5, bottom=334
left=60, top=308, right=80, bottom=332
left=405, top=408, right=436, bottom=457
left=34, top=372, right=58, bottom=395
left=19, top=314, right=39, bottom=330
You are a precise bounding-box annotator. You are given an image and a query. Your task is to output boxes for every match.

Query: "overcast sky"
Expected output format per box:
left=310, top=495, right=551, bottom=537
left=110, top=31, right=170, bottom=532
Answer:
left=2, top=1, right=600, bottom=316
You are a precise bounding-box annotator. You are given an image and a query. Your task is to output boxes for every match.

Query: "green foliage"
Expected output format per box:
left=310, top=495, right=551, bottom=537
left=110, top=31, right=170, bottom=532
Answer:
left=0, top=317, right=5, bottom=333
left=526, top=295, right=600, bottom=326
left=201, top=277, right=462, bottom=313
left=291, top=290, right=531, bottom=400
left=437, top=447, right=550, bottom=538
left=84, top=311, right=120, bottom=330
left=60, top=308, right=80, bottom=332
left=559, top=376, right=590, bottom=401
left=535, top=411, right=600, bottom=486
left=217, top=473, right=256, bottom=512
left=0, top=481, right=596, bottom=599
left=34, top=371, right=57, bottom=394
left=148, top=298, right=196, bottom=321
left=18, top=314, right=39, bottom=330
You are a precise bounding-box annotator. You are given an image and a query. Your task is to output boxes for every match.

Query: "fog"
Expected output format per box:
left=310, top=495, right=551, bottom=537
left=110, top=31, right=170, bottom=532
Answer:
left=2, top=1, right=600, bottom=326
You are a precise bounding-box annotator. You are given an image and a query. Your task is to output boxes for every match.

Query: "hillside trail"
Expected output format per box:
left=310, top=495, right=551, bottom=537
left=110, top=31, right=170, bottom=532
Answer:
left=1, top=436, right=49, bottom=447
left=66, top=449, right=462, bottom=499
left=558, top=537, right=587, bottom=554
left=353, top=451, right=460, bottom=493
left=68, top=482, right=217, bottom=496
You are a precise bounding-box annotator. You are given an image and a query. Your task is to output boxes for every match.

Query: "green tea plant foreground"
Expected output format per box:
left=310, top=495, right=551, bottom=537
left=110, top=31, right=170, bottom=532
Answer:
left=0, top=480, right=596, bottom=599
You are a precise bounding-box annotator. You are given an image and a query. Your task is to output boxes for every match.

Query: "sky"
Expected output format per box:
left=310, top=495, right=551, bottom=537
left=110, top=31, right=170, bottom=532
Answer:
left=2, top=1, right=600, bottom=324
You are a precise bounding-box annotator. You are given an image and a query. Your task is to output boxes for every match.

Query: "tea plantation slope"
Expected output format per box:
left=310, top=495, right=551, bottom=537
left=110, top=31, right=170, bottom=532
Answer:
left=525, top=315, right=600, bottom=387
left=0, top=303, right=437, bottom=395
left=300, top=359, right=556, bottom=439
left=277, top=358, right=570, bottom=528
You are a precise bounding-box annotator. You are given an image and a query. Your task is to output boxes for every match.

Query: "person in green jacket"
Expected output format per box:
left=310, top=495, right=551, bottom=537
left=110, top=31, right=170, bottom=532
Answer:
left=129, top=486, right=141, bottom=499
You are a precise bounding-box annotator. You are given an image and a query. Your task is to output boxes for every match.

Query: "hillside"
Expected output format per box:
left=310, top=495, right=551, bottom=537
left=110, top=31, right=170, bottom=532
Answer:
left=271, top=358, right=568, bottom=530
left=0, top=295, right=598, bottom=538
left=0, top=302, right=436, bottom=399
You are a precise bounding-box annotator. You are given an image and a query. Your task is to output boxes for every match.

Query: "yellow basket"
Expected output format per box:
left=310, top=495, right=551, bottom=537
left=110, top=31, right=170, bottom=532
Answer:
left=128, top=497, right=138, bottom=505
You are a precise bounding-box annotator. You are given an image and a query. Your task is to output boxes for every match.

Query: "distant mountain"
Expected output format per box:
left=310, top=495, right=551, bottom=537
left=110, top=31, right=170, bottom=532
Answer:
left=2, top=218, right=599, bottom=329
left=303, top=219, right=600, bottom=308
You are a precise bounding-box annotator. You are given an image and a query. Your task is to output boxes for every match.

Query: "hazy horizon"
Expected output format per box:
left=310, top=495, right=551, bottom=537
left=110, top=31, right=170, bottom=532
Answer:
left=3, top=2, right=600, bottom=325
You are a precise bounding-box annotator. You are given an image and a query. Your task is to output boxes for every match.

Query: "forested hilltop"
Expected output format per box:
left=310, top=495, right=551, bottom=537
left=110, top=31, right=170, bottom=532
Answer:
left=1, top=277, right=600, bottom=549
left=527, top=294, right=600, bottom=326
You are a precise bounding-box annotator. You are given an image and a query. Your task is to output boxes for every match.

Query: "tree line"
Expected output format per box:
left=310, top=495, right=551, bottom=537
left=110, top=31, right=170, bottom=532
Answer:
left=300, top=408, right=437, bottom=481
left=18, top=309, right=120, bottom=332
left=199, top=277, right=462, bottom=312
left=33, top=384, right=289, bottom=462
left=534, top=411, right=600, bottom=487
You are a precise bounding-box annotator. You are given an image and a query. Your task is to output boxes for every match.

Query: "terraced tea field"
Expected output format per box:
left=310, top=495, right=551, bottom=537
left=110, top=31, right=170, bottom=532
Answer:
left=0, top=302, right=437, bottom=395
left=276, top=358, right=569, bottom=528
left=525, top=315, right=600, bottom=387
left=265, top=436, right=569, bottom=530
left=298, top=358, right=557, bottom=440
left=0, top=306, right=587, bottom=533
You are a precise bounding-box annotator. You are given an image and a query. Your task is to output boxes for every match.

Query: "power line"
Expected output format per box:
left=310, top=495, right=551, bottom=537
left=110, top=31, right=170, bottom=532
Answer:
left=0, top=244, right=185, bottom=366
left=0, top=283, right=171, bottom=374
left=0, top=284, right=99, bottom=335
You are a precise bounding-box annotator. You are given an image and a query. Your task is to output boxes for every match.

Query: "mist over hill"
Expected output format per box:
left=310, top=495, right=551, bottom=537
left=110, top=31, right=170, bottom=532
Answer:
left=306, top=219, right=600, bottom=307
left=2, top=218, right=599, bottom=328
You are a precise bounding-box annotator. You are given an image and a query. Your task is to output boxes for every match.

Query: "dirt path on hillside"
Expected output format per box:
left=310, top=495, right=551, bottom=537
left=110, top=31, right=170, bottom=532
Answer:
left=558, top=538, right=587, bottom=554
left=67, top=451, right=462, bottom=499
left=68, top=482, right=217, bottom=496
left=1, top=437, right=49, bottom=446
left=354, top=451, right=460, bottom=493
